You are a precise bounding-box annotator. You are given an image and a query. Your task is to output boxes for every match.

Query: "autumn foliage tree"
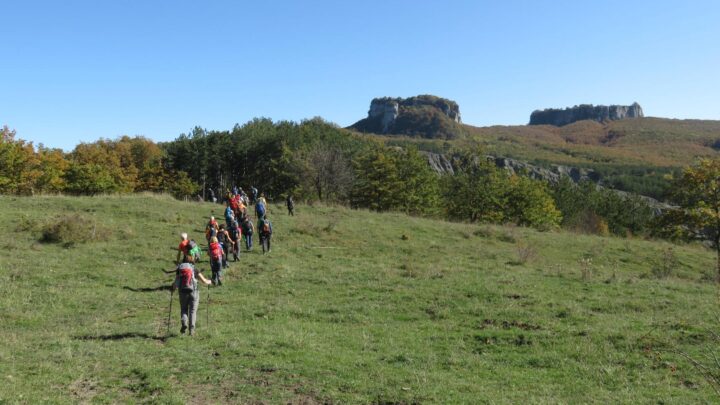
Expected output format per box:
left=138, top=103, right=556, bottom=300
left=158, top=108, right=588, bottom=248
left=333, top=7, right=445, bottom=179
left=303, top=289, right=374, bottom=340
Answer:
left=0, top=126, right=40, bottom=194
left=667, top=158, right=720, bottom=281
left=0, top=127, right=197, bottom=198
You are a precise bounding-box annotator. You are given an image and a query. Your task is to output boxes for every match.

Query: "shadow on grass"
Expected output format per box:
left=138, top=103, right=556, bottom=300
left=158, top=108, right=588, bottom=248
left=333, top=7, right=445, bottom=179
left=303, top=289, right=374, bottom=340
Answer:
left=74, top=332, right=167, bottom=342
left=123, top=285, right=170, bottom=292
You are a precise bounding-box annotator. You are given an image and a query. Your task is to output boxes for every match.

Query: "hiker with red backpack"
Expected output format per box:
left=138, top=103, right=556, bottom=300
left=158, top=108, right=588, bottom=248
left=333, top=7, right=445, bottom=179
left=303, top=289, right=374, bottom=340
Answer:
left=172, top=255, right=211, bottom=336
left=208, top=236, right=224, bottom=285
left=258, top=215, right=273, bottom=254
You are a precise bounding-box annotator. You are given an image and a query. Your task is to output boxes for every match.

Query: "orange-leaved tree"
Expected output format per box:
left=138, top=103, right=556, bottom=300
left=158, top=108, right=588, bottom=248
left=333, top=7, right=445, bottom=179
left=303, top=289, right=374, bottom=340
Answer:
left=671, top=158, right=720, bottom=281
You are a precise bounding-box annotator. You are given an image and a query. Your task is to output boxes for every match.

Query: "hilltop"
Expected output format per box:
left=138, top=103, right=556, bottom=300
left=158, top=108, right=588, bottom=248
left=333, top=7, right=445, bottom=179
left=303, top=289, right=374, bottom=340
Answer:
left=368, top=116, right=720, bottom=198
left=349, top=95, right=465, bottom=139
left=1, top=194, right=718, bottom=402
left=529, top=103, right=644, bottom=126
left=346, top=96, right=720, bottom=198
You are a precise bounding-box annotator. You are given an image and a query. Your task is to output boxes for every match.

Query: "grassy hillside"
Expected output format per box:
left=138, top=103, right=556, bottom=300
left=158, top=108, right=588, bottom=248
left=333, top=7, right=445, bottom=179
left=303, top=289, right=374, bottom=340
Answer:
left=361, top=117, right=720, bottom=167
left=465, top=117, right=720, bottom=167
left=372, top=117, right=720, bottom=198
left=1, top=194, right=719, bottom=403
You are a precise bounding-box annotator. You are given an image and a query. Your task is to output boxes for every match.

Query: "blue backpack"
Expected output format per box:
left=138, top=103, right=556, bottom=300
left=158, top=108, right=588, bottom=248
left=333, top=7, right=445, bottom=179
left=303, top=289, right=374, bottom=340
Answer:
left=256, top=202, right=266, bottom=218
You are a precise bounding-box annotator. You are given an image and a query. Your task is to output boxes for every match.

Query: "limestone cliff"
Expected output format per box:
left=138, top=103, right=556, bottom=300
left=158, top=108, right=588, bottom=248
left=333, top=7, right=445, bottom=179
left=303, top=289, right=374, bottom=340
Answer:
left=421, top=151, right=670, bottom=213
left=529, top=103, right=643, bottom=126
left=350, top=95, right=464, bottom=139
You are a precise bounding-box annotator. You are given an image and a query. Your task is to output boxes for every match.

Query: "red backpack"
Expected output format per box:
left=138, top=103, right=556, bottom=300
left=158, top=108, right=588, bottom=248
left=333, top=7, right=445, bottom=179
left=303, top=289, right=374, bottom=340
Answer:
left=177, top=264, right=196, bottom=292
left=210, top=242, right=223, bottom=261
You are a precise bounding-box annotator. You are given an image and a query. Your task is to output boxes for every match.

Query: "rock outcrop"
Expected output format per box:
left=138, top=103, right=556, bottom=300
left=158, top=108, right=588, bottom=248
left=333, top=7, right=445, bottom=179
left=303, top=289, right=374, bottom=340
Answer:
left=421, top=151, right=670, bottom=213
left=350, top=95, right=464, bottom=139
left=529, top=103, right=643, bottom=126
left=423, top=151, right=599, bottom=184
left=368, top=99, right=401, bottom=133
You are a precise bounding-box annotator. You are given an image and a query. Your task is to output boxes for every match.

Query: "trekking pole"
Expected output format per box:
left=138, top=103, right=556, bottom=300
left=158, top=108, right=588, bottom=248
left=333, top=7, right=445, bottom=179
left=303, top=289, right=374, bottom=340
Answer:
left=206, top=284, right=211, bottom=328
left=167, top=288, right=174, bottom=336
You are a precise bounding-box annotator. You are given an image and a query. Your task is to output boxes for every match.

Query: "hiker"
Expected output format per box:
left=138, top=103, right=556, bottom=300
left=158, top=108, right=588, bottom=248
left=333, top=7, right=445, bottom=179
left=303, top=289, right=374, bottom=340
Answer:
left=188, top=239, right=202, bottom=262
left=286, top=194, right=294, bottom=216
left=208, top=236, right=224, bottom=285
left=239, top=188, right=248, bottom=206
left=250, top=186, right=258, bottom=204
left=224, top=203, right=235, bottom=228
left=232, top=185, right=238, bottom=196
left=255, top=196, right=266, bottom=219
left=257, top=192, right=267, bottom=207
left=176, top=233, right=191, bottom=264
left=228, top=219, right=242, bottom=261
left=229, top=193, right=240, bottom=214
left=208, top=188, right=217, bottom=203
left=242, top=216, right=254, bottom=250
left=176, top=233, right=201, bottom=264
left=233, top=193, right=245, bottom=218
left=217, top=224, right=233, bottom=268
left=205, top=216, right=219, bottom=243
left=258, top=215, right=273, bottom=254
left=172, top=255, right=211, bottom=336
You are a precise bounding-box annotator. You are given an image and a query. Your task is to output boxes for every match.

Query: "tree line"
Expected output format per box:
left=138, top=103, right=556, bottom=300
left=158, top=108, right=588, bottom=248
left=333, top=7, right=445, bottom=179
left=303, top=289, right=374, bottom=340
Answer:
left=2, top=120, right=711, bottom=242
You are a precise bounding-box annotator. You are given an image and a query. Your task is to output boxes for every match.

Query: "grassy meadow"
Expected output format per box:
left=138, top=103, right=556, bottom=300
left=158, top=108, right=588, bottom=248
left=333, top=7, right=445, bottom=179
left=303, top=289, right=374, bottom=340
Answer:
left=0, top=194, right=718, bottom=403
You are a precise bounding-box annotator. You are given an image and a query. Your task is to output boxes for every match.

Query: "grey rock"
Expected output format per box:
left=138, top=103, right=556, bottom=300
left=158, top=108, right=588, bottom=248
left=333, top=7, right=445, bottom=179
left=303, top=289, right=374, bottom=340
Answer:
left=369, top=99, right=400, bottom=133
left=356, top=95, right=461, bottom=135
left=529, top=102, right=643, bottom=126
left=420, top=151, right=671, bottom=213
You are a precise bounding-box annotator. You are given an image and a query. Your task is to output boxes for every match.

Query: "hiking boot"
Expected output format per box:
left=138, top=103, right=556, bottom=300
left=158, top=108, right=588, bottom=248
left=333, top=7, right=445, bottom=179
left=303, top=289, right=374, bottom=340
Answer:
left=188, top=328, right=195, bottom=336
left=180, top=325, right=187, bottom=334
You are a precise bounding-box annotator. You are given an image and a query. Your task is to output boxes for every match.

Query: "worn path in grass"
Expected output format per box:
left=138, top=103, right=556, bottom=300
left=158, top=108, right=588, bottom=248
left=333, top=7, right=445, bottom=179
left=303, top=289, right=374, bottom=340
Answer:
left=0, top=194, right=718, bottom=403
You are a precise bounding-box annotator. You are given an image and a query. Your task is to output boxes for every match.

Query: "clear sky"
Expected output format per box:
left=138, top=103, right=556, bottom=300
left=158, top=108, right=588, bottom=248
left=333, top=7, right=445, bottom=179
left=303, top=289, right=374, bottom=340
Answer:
left=2, top=0, right=719, bottom=151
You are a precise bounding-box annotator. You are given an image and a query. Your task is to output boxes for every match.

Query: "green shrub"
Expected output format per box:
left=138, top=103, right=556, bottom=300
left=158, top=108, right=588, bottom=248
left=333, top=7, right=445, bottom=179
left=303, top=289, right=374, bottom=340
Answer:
left=651, top=247, right=679, bottom=279
left=40, top=215, right=111, bottom=247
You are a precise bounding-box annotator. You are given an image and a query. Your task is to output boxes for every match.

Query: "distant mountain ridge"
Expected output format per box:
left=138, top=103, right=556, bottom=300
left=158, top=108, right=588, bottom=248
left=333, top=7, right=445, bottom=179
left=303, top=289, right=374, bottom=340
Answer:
left=529, top=103, right=644, bottom=126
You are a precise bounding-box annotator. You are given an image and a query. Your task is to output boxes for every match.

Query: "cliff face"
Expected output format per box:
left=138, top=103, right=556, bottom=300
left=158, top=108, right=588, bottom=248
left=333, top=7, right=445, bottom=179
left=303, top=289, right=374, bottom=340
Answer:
left=421, top=151, right=669, bottom=213
left=422, top=151, right=599, bottom=183
left=350, top=95, right=463, bottom=139
left=529, top=103, right=643, bottom=126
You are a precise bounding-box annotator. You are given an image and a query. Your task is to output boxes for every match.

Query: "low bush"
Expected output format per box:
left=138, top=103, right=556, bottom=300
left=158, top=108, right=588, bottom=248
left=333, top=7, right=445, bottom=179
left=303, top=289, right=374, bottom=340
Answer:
left=40, top=214, right=111, bottom=247
left=651, top=246, right=679, bottom=279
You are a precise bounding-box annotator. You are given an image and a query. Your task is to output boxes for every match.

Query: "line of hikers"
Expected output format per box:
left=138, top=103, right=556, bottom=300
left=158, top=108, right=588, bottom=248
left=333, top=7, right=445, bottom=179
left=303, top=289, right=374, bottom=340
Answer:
left=169, top=187, right=281, bottom=336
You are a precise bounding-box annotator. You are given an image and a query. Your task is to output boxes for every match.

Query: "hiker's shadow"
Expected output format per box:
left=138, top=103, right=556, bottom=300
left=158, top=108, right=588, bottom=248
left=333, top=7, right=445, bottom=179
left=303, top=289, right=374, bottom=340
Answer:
left=122, top=285, right=170, bottom=292
left=75, top=332, right=166, bottom=342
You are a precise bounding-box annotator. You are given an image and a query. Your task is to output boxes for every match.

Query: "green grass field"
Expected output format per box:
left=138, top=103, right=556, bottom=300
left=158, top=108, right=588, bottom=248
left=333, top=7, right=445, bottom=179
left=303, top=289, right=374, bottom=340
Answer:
left=1, top=194, right=718, bottom=403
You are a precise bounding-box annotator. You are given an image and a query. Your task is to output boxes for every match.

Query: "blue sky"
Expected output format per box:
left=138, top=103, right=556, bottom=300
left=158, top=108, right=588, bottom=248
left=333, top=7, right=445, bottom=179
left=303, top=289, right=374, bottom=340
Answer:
left=2, top=0, right=719, bottom=150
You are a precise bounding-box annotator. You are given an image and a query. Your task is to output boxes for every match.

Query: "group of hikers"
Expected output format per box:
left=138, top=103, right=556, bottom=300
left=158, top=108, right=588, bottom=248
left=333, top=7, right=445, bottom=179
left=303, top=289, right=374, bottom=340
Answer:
left=168, top=185, right=295, bottom=336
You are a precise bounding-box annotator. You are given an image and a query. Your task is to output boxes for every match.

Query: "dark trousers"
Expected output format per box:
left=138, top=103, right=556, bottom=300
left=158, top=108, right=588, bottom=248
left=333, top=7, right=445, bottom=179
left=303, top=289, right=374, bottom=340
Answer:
left=231, top=239, right=240, bottom=260
left=260, top=234, right=271, bottom=253
left=210, top=259, right=222, bottom=285
left=221, top=243, right=229, bottom=267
